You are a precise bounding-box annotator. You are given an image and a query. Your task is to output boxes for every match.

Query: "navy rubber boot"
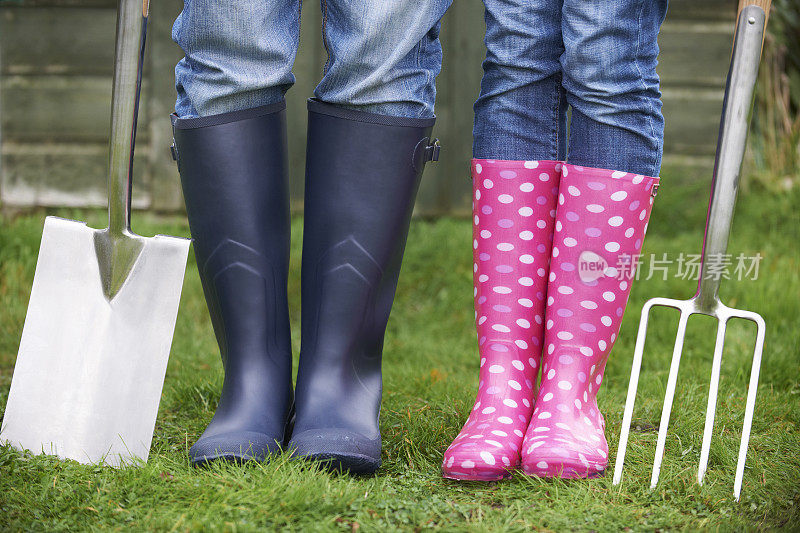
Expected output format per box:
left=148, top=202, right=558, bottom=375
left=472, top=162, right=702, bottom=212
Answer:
left=171, top=102, right=294, bottom=465
left=290, top=100, right=440, bottom=474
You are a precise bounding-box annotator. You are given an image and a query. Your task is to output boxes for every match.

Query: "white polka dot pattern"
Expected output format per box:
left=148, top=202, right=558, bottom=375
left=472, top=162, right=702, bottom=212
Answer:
left=520, top=163, right=659, bottom=479
left=442, top=159, right=562, bottom=481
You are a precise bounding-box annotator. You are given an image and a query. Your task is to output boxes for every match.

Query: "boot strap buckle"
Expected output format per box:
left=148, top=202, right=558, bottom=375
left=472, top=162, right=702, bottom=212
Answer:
left=425, top=138, right=441, bottom=163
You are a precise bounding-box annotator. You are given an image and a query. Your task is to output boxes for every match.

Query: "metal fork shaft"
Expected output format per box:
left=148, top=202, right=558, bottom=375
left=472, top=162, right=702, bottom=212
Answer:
left=650, top=311, right=691, bottom=488
left=698, top=319, right=729, bottom=484
left=734, top=312, right=766, bottom=501
left=612, top=300, right=656, bottom=485
left=695, top=7, right=765, bottom=313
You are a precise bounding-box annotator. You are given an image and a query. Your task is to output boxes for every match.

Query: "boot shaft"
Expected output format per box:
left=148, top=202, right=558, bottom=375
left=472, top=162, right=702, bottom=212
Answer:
left=522, top=163, right=659, bottom=478
left=542, top=164, right=659, bottom=391
left=171, top=105, right=294, bottom=459
left=294, top=100, right=438, bottom=450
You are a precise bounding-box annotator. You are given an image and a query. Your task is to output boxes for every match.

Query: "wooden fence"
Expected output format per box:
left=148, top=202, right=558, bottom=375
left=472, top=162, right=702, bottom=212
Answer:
left=0, top=0, right=737, bottom=216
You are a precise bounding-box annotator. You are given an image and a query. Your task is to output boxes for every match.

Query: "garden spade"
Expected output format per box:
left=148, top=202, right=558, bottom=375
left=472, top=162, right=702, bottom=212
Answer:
left=0, top=0, right=190, bottom=467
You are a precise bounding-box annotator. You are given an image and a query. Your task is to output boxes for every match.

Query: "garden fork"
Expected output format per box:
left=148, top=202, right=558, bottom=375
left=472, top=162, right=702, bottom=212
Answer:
left=612, top=3, right=769, bottom=502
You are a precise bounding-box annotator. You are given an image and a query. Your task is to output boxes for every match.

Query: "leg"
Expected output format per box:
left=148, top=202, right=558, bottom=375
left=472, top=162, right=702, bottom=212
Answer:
left=519, top=0, right=666, bottom=477
left=561, top=0, right=668, bottom=176
left=520, top=166, right=659, bottom=478
left=443, top=159, right=561, bottom=480
left=442, top=0, right=565, bottom=480
left=473, top=0, right=568, bottom=161
left=313, top=0, right=451, bottom=118
left=290, top=0, right=451, bottom=474
left=172, top=0, right=301, bottom=117
left=170, top=0, right=299, bottom=464
left=172, top=105, right=294, bottom=466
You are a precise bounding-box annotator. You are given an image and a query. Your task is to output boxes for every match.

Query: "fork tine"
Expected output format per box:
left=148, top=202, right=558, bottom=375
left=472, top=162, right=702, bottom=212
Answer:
left=733, top=311, right=766, bottom=501
left=613, top=300, right=657, bottom=485
left=651, top=310, right=691, bottom=489
left=698, top=318, right=729, bottom=485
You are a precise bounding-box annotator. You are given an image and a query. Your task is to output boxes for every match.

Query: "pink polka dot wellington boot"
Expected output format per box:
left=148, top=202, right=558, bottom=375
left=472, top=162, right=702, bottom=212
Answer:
left=521, top=163, right=659, bottom=479
left=442, top=159, right=562, bottom=480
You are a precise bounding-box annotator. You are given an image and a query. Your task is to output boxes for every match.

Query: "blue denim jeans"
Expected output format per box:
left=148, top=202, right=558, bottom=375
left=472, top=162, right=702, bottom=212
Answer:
left=474, top=0, right=669, bottom=177
left=173, top=0, right=451, bottom=119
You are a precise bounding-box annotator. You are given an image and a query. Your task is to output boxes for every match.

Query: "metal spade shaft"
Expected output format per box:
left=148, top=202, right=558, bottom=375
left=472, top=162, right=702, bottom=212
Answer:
left=94, top=0, right=150, bottom=299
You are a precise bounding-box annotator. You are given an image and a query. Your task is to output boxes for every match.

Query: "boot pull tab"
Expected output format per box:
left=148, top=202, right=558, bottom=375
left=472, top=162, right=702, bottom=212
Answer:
left=413, top=137, right=441, bottom=171
left=169, top=112, right=180, bottom=165
left=170, top=137, right=180, bottom=174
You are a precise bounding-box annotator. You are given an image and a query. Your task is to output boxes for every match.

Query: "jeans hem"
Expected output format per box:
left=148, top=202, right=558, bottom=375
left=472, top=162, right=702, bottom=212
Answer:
left=562, top=162, right=660, bottom=180
left=307, top=98, right=436, bottom=128
left=471, top=158, right=563, bottom=165
left=171, top=100, right=287, bottom=130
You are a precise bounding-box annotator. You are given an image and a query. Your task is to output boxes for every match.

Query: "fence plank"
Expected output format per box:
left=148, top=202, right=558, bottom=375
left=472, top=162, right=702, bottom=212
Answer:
left=1, top=75, right=151, bottom=143
left=2, top=0, right=115, bottom=6
left=666, top=0, right=737, bottom=21
left=658, top=21, right=734, bottom=88
left=0, top=7, right=116, bottom=75
left=287, top=1, right=325, bottom=211
left=1, top=142, right=150, bottom=208
left=417, top=0, right=483, bottom=217
left=663, top=88, right=725, bottom=156
left=146, top=0, right=185, bottom=212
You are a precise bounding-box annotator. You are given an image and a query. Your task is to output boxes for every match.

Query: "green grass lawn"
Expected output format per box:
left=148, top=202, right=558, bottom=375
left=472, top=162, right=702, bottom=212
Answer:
left=1, top=178, right=799, bottom=531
